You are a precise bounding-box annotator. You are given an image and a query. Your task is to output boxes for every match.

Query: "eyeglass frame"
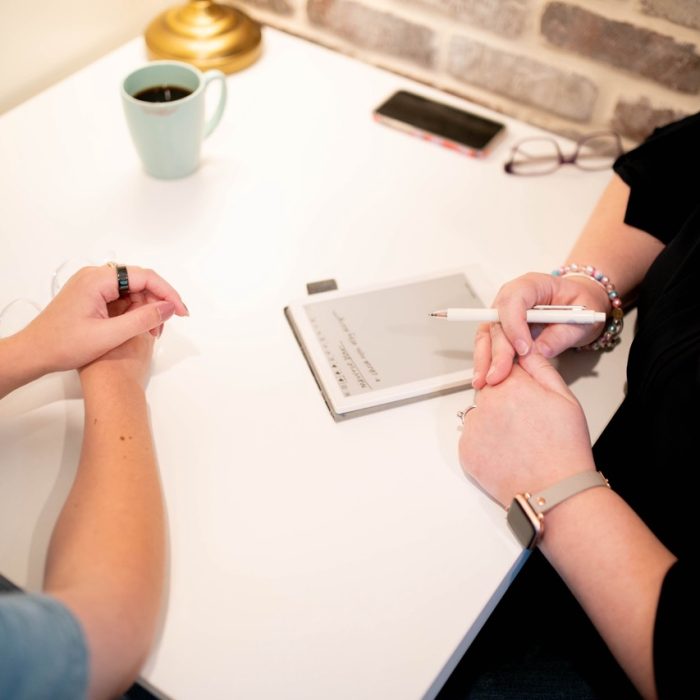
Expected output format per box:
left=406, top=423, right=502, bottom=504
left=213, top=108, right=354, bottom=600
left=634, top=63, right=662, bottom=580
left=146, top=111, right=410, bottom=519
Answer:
left=503, top=131, right=624, bottom=176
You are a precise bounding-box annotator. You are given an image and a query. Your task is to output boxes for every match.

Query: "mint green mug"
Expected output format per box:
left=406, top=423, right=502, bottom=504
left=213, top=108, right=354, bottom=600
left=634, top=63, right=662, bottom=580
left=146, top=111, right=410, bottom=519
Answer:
left=122, top=61, right=227, bottom=179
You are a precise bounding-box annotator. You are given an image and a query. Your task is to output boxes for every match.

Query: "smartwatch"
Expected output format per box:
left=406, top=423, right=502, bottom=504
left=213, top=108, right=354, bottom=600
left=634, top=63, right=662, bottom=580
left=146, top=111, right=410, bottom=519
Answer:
left=506, top=471, right=609, bottom=549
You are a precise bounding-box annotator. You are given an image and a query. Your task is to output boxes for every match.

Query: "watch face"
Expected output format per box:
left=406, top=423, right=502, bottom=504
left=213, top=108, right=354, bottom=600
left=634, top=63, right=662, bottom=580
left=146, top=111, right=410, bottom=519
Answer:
left=507, top=495, right=542, bottom=549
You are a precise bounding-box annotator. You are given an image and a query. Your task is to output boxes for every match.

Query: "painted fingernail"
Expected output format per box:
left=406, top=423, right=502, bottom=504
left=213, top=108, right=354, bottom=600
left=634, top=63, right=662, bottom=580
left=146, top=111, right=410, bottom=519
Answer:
left=515, top=339, right=530, bottom=356
left=157, top=301, right=176, bottom=323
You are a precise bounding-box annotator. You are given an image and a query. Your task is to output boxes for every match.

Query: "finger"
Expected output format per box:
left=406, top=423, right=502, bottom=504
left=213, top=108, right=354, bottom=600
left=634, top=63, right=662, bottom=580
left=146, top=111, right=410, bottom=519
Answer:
left=472, top=324, right=492, bottom=390
left=534, top=323, right=593, bottom=358
left=100, top=300, right=176, bottom=347
left=492, top=276, right=549, bottom=357
left=118, top=293, right=160, bottom=334
left=535, top=323, right=603, bottom=358
left=137, top=289, right=170, bottom=334
left=125, top=290, right=148, bottom=306
left=107, top=266, right=189, bottom=316
left=484, top=322, right=516, bottom=385
left=496, top=295, right=536, bottom=358
left=107, top=298, right=131, bottom=318
left=517, top=352, right=575, bottom=401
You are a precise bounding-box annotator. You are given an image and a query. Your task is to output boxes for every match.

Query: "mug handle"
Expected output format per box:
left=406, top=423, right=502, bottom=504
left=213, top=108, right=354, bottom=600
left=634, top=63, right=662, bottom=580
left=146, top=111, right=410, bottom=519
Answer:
left=202, top=70, right=228, bottom=139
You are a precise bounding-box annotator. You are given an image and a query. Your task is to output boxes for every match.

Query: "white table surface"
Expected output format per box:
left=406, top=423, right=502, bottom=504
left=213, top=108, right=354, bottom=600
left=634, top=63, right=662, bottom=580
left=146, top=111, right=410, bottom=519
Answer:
left=0, top=27, right=631, bottom=700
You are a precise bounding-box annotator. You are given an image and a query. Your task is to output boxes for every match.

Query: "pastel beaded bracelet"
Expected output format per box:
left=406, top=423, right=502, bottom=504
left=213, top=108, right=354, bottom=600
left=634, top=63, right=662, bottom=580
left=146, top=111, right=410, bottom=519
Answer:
left=551, top=263, right=623, bottom=351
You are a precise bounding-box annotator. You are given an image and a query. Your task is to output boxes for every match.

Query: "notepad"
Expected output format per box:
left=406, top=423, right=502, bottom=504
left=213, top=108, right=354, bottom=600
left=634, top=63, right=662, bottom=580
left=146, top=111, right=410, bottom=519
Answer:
left=284, top=266, right=496, bottom=420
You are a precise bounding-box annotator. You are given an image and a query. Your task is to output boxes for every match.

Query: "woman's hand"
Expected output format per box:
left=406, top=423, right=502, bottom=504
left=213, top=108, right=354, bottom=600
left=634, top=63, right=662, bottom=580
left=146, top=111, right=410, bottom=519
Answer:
left=459, top=352, right=596, bottom=507
left=78, top=296, right=156, bottom=391
left=21, top=264, right=187, bottom=376
left=473, top=272, right=609, bottom=389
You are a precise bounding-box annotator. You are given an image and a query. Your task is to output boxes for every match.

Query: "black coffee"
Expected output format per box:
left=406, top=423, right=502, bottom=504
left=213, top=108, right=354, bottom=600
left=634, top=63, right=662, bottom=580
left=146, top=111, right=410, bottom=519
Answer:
left=133, top=85, right=192, bottom=103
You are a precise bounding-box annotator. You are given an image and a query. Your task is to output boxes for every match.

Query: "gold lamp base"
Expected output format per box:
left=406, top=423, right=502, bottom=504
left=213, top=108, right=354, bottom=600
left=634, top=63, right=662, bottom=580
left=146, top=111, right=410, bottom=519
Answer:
left=145, top=0, right=263, bottom=74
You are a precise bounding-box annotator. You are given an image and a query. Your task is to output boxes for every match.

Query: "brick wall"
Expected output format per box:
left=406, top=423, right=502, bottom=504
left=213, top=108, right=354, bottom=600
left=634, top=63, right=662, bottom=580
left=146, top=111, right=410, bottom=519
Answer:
left=231, top=0, right=700, bottom=142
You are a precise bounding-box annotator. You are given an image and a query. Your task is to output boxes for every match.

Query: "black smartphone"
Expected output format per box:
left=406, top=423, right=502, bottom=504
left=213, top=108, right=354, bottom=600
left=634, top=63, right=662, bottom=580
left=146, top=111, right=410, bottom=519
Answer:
left=373, top=90, right=506, bottom=157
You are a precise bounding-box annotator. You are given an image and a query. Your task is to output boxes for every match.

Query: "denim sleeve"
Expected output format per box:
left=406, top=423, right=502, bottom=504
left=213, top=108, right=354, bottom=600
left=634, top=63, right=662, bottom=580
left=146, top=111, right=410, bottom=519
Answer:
left=0, top=592, right=89, bottom=700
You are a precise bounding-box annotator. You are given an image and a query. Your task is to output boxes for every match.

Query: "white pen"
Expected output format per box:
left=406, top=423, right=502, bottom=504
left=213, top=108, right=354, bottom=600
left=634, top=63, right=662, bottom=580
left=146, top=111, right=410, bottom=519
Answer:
left=429, top=305, right=606, bottom=324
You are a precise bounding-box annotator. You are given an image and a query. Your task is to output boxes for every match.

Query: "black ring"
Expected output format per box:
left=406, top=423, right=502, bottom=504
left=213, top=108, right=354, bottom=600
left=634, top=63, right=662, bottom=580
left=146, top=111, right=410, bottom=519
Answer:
left=115, top=265, right=130, bottom=298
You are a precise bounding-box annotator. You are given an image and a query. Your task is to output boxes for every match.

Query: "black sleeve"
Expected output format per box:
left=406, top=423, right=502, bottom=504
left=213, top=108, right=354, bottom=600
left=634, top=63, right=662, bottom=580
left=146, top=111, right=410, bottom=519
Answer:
left=653, top=559, right=698, bottom=699
left=613, top=112, right=700, bottom=244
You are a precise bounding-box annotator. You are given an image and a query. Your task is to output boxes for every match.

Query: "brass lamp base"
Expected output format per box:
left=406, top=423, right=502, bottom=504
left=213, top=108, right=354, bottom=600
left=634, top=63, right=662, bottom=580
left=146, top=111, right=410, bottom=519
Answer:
left=145, top=0, right=263, bottom=74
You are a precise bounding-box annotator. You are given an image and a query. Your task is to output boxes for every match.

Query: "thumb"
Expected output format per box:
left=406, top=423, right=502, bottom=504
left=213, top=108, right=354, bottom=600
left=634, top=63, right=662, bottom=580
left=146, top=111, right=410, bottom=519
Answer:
left=518, top=351, right=575, bottom=401
left=105, top=301, right=176, bottom=344
left=533, top=324, right=586, bottom=359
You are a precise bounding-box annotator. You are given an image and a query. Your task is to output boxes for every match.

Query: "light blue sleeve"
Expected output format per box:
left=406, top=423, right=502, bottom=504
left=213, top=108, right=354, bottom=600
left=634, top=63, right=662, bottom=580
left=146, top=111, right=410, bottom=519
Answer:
left=0, top=592, right=89, bottom=700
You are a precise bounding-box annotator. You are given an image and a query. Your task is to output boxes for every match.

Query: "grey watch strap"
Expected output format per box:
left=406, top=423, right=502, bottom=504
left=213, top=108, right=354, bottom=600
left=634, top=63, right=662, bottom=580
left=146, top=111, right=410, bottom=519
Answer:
left=527, top=471, right=609, bottom=515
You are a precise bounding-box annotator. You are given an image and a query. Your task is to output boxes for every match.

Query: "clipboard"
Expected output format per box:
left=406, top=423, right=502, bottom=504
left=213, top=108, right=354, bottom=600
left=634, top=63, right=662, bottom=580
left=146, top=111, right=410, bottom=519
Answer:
left=284, top=266, right=496, bottom=420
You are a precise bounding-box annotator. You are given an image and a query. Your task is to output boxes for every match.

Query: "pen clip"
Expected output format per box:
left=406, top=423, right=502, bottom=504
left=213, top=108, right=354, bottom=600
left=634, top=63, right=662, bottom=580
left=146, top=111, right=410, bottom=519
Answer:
left=532, top=305, right=588, bottom=311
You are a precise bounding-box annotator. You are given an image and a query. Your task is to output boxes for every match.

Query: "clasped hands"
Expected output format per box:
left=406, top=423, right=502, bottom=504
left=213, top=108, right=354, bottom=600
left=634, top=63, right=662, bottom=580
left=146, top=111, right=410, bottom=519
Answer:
left=459, top=272, right=606, bottom=508
left=3, top=265, right=188, bottom=397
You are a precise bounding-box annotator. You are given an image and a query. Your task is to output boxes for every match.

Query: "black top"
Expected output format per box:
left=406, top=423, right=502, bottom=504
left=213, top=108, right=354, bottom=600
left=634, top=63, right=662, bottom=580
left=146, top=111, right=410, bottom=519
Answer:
left=596, top=111, right=700, bottom=699
left=437, top=114, right=700, bottom=700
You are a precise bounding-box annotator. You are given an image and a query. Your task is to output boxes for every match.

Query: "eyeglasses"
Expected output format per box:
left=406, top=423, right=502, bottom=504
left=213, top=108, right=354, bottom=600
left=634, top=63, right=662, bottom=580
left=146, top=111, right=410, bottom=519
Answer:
left=504, top=131, right=623, bottom=176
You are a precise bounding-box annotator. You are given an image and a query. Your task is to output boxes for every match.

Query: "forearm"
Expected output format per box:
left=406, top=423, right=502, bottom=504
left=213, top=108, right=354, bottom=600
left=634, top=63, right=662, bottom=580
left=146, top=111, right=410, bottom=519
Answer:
left=0, top=332, right=46, bottom=399
left=566, top=175, right=664, bottom=303
left=44, top=372, right=165, bottom=699
left=540, top=487, right=676, bottom=699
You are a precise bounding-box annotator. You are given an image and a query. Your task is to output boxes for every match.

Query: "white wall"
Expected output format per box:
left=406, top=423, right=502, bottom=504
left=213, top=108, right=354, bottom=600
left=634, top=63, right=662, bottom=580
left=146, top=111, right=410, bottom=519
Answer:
left=0, top=0, right=172, bottom=114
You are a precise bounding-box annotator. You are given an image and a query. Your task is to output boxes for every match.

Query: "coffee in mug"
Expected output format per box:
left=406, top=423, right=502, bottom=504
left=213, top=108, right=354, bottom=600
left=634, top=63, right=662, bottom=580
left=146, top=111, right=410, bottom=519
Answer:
left=133, top=85, right=193, bottom=102
left=121, top=61, right=227, bottom=179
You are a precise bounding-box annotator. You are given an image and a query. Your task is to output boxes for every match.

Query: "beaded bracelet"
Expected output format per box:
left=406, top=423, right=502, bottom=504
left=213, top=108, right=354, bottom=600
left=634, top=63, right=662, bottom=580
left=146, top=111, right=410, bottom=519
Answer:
left=551, top=263, right=624, bottom=351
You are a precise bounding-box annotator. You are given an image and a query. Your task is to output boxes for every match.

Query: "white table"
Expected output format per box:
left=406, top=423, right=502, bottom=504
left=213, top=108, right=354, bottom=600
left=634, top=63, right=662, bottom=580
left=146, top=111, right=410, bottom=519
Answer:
left=0, top=27, right=631, bottom=699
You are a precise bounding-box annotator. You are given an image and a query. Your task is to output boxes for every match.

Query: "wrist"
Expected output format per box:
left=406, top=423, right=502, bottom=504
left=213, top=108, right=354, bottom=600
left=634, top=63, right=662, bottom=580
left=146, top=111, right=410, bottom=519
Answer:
left=553, top=263, right=624, bottom=352
left=506, top=469, right=609, bottom=550
left=80, top=366, right=147, bottom=398
left=537, top=484, right=618, bottom=559
left=0, top=331, right=47, bottom=397
left=564, top=273, right=611, bottom=312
